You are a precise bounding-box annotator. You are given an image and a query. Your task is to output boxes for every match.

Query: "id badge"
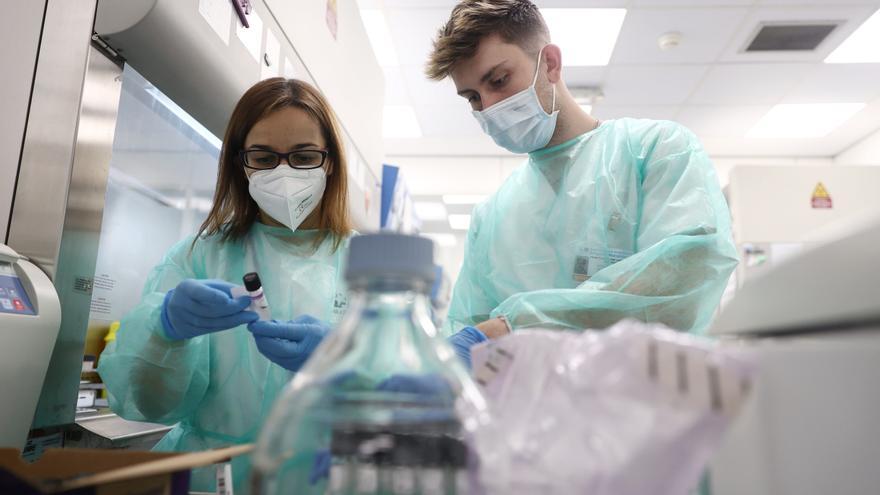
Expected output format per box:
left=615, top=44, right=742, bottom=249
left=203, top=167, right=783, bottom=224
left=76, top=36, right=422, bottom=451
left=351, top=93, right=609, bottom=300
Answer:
left=331, top=290, right=349, bottom=321
left=573, top=246, right=633, bottom=282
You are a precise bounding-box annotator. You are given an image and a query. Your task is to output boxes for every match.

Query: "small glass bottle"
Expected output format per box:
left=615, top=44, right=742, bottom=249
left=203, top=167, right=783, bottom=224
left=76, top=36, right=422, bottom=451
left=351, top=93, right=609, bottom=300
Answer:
left=243, top=272, right=271, bottom=321
left=251, top=233, right=488, bottom=495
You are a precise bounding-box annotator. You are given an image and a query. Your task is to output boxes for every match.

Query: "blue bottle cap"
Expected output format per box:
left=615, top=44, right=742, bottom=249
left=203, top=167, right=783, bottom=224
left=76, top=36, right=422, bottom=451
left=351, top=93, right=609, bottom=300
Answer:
left=346, top=233, right=435, bottom=284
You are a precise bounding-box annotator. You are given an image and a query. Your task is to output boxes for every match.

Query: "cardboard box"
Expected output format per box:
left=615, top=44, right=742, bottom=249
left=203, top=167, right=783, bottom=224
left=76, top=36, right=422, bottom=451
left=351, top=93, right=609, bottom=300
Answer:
left=0, top=444, right=252, bottom=494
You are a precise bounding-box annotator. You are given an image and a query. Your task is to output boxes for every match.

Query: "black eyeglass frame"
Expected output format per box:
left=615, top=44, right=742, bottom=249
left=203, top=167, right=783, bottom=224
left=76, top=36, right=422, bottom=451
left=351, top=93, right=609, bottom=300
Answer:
left=238, top=149, right=329, bottom=170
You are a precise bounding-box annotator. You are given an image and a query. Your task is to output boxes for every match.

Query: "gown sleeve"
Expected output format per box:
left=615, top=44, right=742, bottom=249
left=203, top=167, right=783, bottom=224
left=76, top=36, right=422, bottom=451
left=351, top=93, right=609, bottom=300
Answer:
left=98, top=236, right=212, bottom=423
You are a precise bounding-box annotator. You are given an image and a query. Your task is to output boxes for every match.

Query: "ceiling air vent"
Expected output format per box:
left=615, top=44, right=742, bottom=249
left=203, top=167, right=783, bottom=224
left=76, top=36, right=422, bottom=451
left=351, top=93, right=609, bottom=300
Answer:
left=746, top=23, right=838, bottom=51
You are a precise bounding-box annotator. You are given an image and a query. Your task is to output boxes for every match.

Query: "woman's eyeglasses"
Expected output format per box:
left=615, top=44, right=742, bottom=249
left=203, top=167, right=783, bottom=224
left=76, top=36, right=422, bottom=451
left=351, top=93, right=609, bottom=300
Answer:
left=240, top=149, right=328, bottom=170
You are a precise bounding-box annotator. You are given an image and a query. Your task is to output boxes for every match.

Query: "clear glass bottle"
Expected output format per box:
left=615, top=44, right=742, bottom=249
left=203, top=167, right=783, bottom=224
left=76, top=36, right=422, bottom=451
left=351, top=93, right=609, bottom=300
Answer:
left=251, top=234, right=489, bottom=495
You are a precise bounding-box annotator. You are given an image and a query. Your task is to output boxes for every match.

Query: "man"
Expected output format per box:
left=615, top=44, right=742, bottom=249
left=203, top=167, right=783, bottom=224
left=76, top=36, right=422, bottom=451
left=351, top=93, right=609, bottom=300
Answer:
left=435, top=0, right=738, bottom=351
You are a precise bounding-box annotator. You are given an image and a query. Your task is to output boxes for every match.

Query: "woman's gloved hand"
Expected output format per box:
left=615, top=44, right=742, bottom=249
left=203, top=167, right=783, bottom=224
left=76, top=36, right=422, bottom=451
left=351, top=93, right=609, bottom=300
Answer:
left=447, top=326, right=488, bottom=369
left=248, top=315, right=330, bottom=372
left=161, top=279, right=258, bottom=340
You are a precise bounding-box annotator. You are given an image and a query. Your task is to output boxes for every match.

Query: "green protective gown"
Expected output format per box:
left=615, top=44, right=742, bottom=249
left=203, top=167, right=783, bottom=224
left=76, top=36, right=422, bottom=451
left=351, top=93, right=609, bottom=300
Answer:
left=98, top=223, right=351, bottom=492
left=445, top=118, right=738, bottom=336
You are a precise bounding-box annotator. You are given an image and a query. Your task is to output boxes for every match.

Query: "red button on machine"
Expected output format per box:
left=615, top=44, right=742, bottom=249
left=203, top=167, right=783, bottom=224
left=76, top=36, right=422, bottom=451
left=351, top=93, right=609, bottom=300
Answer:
left=12, top=299, right=24, bottom=311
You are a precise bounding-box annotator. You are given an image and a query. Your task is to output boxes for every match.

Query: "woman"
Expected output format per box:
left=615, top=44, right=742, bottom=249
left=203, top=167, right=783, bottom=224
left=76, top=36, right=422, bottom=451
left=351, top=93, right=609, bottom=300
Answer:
left=99, top=78, right=353, bottom=491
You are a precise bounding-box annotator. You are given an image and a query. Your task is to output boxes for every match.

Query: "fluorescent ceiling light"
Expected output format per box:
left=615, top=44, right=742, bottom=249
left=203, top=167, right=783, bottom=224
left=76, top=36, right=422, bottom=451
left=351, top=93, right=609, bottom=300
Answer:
left=414, top=201, right=448, bottom=221
left=360, top=9, right=399, bottom=67
left=383, top=105, right=422, bottom=138
left=422, top=233, right=457, bottom=247
left=540, top=9, right=626, bottom=66
left=746, top=103, right=866, bottom=139
left=825, top=8, right=880, bottom=63
left=448, top=214, right=471, bottom=230
left=579, top=104, right=593, bottom=114
left=443, top=194, right=487, bottom=205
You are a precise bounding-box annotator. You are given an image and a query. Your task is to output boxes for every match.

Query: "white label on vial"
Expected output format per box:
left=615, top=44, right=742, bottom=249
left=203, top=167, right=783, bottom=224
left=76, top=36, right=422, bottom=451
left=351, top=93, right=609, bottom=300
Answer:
left=216, top=462, right=234, bottom=495
left=230, top=285, right=271, bottom=321
left=419, top=468, right=444, bottom=495
left=392, top=467, right=416, bottom=494
left=329, top=463, right=350, bottom=493
left=356, top=465, right=378, bottom=493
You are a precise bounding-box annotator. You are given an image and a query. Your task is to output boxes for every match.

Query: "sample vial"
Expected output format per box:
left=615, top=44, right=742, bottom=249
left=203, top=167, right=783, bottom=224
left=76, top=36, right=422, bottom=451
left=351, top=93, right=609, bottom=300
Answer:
left=243, top=272, right=271, bottom=321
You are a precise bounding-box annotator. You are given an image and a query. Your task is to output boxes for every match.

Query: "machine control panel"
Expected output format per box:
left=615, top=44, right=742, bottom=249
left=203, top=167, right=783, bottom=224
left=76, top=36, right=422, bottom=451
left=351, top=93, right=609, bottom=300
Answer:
left=0, top=262, right=35, bottom=315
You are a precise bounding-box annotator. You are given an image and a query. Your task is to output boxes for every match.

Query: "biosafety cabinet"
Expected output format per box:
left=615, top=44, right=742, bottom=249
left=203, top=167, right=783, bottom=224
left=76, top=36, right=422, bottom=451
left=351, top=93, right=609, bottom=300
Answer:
left=1, top=0, right=384, bottom=448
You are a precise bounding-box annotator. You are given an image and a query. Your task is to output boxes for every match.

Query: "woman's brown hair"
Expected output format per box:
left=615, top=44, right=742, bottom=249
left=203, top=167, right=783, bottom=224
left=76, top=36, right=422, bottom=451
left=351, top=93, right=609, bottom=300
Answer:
left=196, top=78, right=351, bottom=251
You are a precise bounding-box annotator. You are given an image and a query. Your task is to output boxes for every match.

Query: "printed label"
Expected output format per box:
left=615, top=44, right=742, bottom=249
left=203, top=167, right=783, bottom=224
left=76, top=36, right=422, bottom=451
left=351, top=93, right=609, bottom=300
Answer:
left=573, top=247, right=632, bottom=282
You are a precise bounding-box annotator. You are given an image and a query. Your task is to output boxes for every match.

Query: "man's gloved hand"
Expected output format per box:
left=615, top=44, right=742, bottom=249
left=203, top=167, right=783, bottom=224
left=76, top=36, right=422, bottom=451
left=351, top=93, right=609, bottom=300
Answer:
left=248, top=315, right=330, bottom=372
left=376, top=373, right=453, bottom=398
left=447, top=326, right=488, bottom=369
left=309, top=450, right=332, bottom=486
left=161, top=279, right=258, bottom=340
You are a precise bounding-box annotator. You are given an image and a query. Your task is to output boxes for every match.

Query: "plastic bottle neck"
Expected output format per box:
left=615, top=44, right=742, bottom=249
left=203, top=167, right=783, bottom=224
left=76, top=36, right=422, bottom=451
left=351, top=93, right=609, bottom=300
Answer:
left=344, top=281, right=438, bottom=339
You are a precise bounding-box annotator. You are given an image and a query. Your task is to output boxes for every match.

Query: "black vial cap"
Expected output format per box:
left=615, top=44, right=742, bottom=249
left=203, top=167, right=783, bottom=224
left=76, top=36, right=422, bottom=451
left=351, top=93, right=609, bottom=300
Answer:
left=243, top=272, right=262, bottom=291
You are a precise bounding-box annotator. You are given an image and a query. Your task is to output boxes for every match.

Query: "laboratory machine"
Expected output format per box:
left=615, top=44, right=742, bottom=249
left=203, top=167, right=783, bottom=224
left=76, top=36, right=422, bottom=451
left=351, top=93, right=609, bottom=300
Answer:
left=709, top=217, right=880, bottom=495
left=0, top=244, right=61, bottom=450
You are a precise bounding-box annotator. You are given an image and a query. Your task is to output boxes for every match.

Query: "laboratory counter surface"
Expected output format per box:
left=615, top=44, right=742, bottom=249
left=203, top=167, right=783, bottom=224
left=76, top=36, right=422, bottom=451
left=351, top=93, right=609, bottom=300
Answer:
left=68, top=408, right=173, bottom=451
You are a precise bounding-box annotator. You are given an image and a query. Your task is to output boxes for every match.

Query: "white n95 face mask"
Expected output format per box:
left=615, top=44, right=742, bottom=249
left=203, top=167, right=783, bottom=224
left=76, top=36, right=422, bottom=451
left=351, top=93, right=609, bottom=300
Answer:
left=472, top=48, right=559, bottom=154
left=248, top=166, right=327, bottom=231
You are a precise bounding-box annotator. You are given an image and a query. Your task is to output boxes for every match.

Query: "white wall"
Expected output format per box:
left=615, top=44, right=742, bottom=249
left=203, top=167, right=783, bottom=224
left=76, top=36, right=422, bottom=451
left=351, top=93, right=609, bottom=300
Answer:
left=728, top=165, right=880, bottom=244
left=835, top=127, right=880, bottom=167
left=265, top=0, right=385, bottom=174
left=0, top=1, right=45, bottom=241
left=712, top=157, right=834, bottom=188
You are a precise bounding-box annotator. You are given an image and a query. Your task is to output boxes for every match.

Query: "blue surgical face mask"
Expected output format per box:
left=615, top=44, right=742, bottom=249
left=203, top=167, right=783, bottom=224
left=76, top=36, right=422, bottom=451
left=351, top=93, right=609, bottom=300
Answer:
left=472, top=48, right=559, bottom=154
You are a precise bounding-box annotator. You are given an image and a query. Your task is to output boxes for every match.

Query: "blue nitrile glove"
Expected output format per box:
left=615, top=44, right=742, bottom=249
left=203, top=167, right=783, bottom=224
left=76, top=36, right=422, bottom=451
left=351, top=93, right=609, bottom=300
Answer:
left=248, top=315, right=330, bottom=372
left=447, top=326, right=488, bottom=369
left=310, top=449, right=332, bottom=485
left=161, top=279, right=258, bottom=340
left=376, top=373, right=453, bottom=398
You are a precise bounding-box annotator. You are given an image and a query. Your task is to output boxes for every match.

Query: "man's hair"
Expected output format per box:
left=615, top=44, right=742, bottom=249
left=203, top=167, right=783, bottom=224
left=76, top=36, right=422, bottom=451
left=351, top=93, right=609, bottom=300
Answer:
left=426, top=0, right=550, bottom=81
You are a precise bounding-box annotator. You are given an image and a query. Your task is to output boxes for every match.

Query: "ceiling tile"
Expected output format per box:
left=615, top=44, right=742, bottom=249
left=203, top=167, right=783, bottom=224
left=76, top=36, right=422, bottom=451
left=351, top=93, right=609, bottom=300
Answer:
left=820, top=98, right=880, bottom=153
left=413, top=104, right=484, bottom=138
left=386, top=9, right=449, bottom=67
left=592, top=104, right=681, bottom=121
left=382, top=0, right=457, bottom=8
left=539, top=0, right=628, bottom=6
left=757, top=0, right=880, bottom=5
left=603, top=65, right=708, bottom=105
left=632, top=0, right=754, bottom=5
left=383, top=67, right=410, bottom=105
left=611, top=7, right=750, bottom=64
left=401, top=66, right=464, bottom=107
left=783, top=63, right=880, bottom=103
left=563, top=66, right=607, bottom=88
left=688, top=63, right=812, bottom=105
left=676, top=105, right=772, bottom=139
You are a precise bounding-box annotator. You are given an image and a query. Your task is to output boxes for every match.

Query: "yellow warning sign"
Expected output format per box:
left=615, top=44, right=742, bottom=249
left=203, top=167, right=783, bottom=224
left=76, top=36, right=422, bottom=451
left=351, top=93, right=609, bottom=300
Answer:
left=811, top=182, right=832, bottom=209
